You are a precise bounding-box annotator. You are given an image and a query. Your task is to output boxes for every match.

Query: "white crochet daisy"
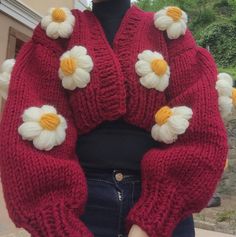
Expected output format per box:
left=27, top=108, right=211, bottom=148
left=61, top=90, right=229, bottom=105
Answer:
left=0, top=59, right=15, bottom=100
left=18, top=105, right=67, bottom=151
left=58, top=46, right=94, bottom=90
left=135, top=50, right=170, bottom=92
left=218, top=96, right=233, bottom=119
left=41, top=7, right=75, bottom=39
left=151, top=106, right=193, bottom=144
left=216, top=73, right=233, bottom=97
left=154, top=6, right=188, bottom=39
left=216, top=73, right=235, bottom=119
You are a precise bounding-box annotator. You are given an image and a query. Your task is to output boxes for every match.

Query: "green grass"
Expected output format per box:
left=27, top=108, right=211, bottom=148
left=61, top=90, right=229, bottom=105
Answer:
left=218, top=67, right=236, bottom=81
left=216, top=210, right=236, bottom=223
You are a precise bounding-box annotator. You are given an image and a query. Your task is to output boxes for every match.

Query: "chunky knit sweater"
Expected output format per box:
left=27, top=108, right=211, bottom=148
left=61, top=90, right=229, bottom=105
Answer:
left=0, top=5, right=228, bottom=237
left=77, top=0, right=158, bottom=170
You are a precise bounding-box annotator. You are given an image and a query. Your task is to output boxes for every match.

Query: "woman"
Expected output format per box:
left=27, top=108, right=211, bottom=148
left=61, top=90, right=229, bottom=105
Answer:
left=0, top=0, right=228, bottom=237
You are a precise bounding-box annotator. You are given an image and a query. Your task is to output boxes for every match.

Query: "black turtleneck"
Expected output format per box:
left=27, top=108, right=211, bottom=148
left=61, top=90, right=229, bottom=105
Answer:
left=76, top=0, right=157, bottom=170
left=92, top=0, right=131, bottom=46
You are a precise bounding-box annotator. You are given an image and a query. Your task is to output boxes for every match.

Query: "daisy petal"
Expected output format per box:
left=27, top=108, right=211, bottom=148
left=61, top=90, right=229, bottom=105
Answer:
left=167, top=22, right=184, bottom=39
left=172, top=106, right=193, bottom=120
left=168, top=115, right=189, bottom=134
left=62, top=77, right=77, bottom=90
left=0, top=59, right=15, bottom=73
left=18, top=122, right=42, bottom=140
left=135, top=60, right=152, bottom=76
left=33, top=130, right=57, bottom=151
left=154, top=15, right=173, bottom=30
left=22, top=107, right=43, bottom=122
left=58, top=23, right=73, bottom=39
left=151, top=124, right=161, bottom=141
left=159, top=124, right=178, bottom=144
left=71, top=46, right=87, bottom=57
left=216, top=79, right=233, bottom=97
left=77, top=55, right=94, bottom=72
left=217, top=73, right=233, bottom=86
left=46, top=22, right=60, bottom=39
left=58, top=115, right=68, bottom=129
left=156, top=73, right=170, bottom=92
left=138, top=50, right=156, bottom=62
left=154, top=9, right=166, bottom=20
left=41, top=105, right=57, bottom=114
left=73, top=68, right=90, bottom=88
left=55, top=126, right=66, bottom=145
left=41, top=15, right=52, bottom=29
left=140, top=72, right=159, bottom=89
left=219, top=96, right=233, bottom=119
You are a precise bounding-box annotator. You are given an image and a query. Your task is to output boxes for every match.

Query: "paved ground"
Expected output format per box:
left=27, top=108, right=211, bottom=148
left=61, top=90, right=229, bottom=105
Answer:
left=195, top=228, right=235, bottom=237
left=194, top=195, right=236, bottom=235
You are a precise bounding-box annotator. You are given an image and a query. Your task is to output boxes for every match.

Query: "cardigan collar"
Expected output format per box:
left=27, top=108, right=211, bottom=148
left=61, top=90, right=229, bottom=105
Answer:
left=67, top=5, right=147, bottom=127
left=66, top=6, right=168, bottom=134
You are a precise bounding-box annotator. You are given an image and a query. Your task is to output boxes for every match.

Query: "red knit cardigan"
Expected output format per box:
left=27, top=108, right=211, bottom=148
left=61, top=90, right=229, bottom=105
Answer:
left=0, top=5, right=228, bottom=237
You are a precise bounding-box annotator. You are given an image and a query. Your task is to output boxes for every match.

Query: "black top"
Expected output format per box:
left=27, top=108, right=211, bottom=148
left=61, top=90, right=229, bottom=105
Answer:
left=92, top=0, right=131, bottom=46
left=76, top=0, right=157, bottom=170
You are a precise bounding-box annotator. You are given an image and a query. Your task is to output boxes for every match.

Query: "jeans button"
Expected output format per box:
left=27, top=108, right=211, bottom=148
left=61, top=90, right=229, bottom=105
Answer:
left=115, top=172, right=124, bottom=182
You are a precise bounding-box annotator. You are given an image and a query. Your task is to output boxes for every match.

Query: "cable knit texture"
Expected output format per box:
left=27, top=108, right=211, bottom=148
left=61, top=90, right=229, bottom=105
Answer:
left=0, top=5, right=228, bottom=237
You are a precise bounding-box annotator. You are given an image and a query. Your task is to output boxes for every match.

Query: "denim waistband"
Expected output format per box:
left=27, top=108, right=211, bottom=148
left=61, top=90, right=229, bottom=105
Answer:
left=82, top=167, right=141, bottom=183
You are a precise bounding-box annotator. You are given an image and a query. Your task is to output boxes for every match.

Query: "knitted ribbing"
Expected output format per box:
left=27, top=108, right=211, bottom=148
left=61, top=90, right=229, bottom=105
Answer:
left=68, top=7, right=169, bottom=133
left=0, top=5, right=228, bottom=237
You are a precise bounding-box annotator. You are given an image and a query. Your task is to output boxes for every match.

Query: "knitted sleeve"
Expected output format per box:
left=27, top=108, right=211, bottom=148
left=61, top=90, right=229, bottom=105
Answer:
left=126, top=30, right=228, bottom=237
left=0, top=35, right=92, bottom=237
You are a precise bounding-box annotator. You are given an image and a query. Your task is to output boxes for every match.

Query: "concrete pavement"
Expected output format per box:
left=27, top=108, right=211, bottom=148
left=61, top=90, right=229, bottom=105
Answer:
left=196, top=228, right=235, bottom=237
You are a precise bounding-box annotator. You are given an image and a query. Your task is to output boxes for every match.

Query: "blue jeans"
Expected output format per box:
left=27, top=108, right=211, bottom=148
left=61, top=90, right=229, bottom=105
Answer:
left=80, top=168, right=195, bottom=237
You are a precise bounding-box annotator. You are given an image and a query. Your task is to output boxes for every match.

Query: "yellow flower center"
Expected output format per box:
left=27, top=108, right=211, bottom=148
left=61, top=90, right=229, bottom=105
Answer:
left=39, top=113, right=61, bottom=131
left=60, top=57, right=77, bottom=76
left=151, top=59, right=168, bottom=76
left=52, top=8, right=66, bottom=23
left=232, top=88, right=236, bottom=107
left=155, top=106, right=173, bottom=126
left=167, top=7, right=183, bottom=21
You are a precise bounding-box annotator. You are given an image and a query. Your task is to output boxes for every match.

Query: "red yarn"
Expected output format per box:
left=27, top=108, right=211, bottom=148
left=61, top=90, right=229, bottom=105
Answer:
left=0, top=5, right=228, bottom=237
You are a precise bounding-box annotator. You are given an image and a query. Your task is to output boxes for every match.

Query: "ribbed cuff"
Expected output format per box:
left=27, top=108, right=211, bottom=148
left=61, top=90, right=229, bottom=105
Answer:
left=126, top=179, right=187, bottom=237
left=22, top=202, right=93, bottom=237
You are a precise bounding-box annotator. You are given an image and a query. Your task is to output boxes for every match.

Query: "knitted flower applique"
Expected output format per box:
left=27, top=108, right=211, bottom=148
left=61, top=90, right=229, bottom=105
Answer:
left=18, top=105, right=67, bottom=151
left=151, top=106, right=193, bottom=144
left=59, top=46, right=94, bottom=90
left=154, top=6, right=188, bottom=39
left=233, top=88, right=236, bottom=107
left=41, top=7, right=75, bottom=39
left=216, top=73, right=235, bottom=119
left=135, top=50, right=170, bottom=92
left=0, top=59, right=15, bottom=100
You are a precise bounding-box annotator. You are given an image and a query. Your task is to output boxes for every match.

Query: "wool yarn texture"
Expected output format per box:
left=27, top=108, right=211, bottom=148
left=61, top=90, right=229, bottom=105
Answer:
left=0, top=59, right=15, bottom=100
left=0, top=5, right=228, bottom=237
left=216, top=73, right=235, bottom=119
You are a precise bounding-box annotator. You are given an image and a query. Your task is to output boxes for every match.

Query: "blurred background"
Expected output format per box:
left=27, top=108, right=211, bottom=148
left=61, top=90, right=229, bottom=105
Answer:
left=0, top=1, right=235, bottom=237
